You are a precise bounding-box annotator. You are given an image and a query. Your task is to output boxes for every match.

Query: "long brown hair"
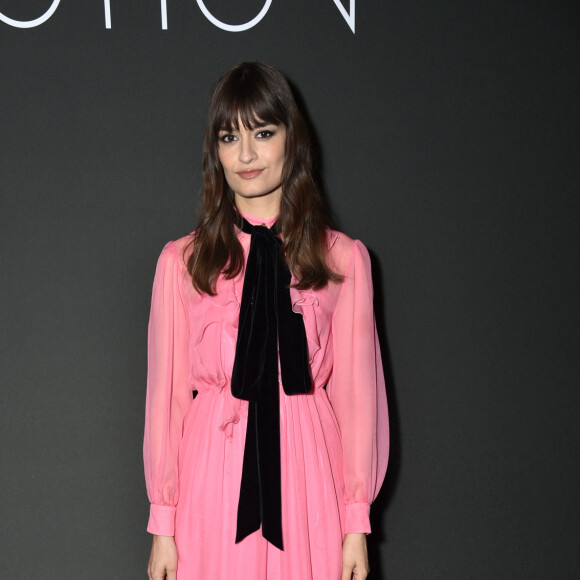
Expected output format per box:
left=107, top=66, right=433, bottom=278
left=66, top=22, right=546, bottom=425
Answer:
left=187, top=62, right=340, bottom=295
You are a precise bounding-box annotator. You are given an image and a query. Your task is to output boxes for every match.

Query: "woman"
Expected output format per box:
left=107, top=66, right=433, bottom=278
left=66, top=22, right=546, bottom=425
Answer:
left=144, top=62, right=389, bottom=580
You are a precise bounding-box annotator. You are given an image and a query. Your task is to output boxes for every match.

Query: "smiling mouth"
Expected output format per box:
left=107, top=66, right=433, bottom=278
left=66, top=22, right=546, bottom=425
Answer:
left=237, top=169, right=263, bottom=179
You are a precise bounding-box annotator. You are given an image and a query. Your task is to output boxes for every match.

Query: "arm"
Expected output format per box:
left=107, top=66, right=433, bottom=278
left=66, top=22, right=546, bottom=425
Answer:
left=327, top=240, right=389, bottom=578
left=143, top=242, right=192, bottom=574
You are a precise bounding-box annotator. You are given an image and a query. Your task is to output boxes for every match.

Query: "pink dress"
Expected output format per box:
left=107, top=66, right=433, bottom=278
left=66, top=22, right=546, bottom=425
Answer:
left=144, top=212, right=389, bottom=579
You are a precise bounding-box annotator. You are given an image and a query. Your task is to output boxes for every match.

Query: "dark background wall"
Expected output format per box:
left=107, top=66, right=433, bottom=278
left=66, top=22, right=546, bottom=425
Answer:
left=1, top=1, right=578, bottom=578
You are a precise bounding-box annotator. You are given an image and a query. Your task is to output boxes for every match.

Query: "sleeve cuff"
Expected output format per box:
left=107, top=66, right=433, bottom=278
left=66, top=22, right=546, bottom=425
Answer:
left=345, top=502, right=371, bottom=534
left=147, top=504, right=176, bottom=536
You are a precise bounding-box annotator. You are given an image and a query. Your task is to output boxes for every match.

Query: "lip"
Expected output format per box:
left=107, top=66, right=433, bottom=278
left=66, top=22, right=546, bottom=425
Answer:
left=237, top=169, right=263, bottom=179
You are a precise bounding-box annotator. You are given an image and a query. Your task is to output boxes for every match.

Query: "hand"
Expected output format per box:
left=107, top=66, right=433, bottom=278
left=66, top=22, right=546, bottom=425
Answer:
left=341, top=533, right=370, bottom=580
left=148, top=535, right=178, bottom=580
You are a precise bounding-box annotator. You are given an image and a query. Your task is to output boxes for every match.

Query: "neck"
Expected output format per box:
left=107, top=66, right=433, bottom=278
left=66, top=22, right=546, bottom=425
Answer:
left=234, top=190, right=281, bottom=221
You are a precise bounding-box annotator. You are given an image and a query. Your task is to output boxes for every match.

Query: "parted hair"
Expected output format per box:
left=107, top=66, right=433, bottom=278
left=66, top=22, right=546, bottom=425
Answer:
left=187, top=62, right=340, bottom=295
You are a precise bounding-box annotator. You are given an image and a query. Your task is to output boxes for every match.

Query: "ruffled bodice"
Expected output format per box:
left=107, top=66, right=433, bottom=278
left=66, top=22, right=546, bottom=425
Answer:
left=185, top=216, right=340, bottom=396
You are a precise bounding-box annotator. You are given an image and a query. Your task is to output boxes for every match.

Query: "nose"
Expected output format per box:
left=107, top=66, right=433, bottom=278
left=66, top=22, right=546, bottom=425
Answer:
left=238, top=137, right=257, bottom=164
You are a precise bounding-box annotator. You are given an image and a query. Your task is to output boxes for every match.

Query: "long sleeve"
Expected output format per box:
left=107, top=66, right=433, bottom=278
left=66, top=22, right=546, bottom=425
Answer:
left=327, top=240, right=389, bottom=534
left=143, top=241, right=192, bottom=536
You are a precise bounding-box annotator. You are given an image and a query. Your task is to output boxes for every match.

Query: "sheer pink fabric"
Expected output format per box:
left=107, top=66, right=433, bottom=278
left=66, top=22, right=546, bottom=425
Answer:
left=144, top=212, right=389, bottom=579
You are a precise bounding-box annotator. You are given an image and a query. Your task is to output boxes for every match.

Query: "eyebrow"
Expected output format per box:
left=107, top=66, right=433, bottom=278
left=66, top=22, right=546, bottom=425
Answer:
left=252, top=121, right=272, bottom=128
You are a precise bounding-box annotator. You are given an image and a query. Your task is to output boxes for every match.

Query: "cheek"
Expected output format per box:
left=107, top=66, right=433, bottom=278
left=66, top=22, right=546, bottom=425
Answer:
left=218, top=148, right=232, bottom=172
left=273, top=144, right=286, bottom=169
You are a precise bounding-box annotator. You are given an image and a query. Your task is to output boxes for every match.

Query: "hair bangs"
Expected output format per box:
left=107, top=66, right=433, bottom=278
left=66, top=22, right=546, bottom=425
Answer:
left=212, top=78, right=287, bottom=135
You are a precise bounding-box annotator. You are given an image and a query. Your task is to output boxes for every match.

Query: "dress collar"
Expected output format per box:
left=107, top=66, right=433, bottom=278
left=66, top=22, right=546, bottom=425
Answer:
left=237, top=209, right=278, bottom=229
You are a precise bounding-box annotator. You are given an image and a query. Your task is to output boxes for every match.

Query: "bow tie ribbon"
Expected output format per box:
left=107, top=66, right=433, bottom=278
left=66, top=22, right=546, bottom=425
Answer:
left=230, top=218, right=312, bottom=550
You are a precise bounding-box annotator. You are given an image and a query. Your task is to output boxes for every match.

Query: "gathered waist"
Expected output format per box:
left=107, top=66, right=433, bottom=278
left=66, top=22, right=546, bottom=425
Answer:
left=191, top=383, right=326, bottom=440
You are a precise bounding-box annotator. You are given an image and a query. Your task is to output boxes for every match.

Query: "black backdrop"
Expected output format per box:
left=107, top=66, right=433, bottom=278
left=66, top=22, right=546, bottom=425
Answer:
left=1, top=1, right=579, bottom=578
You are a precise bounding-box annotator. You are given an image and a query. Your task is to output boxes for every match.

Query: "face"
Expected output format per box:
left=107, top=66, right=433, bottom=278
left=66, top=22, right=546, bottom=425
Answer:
left=217, top=118, right=286, bottom=211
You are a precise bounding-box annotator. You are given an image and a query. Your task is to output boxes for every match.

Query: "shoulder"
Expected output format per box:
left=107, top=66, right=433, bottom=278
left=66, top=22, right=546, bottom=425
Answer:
left=173, top=232, right=196, bottom=257
left=156, top=232, right=196, bottom=271
left=326, top=228, right=371, bottom=277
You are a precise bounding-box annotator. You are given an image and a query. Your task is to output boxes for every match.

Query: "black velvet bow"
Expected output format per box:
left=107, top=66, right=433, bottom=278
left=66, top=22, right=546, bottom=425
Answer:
left=231, top=218, right=312, bottom=550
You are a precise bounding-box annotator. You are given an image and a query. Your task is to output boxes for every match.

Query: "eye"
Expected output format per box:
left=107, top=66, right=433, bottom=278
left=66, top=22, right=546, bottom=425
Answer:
left=219, top=133, right=237, bottom=143
left=256, top=129, right=275, bottom=139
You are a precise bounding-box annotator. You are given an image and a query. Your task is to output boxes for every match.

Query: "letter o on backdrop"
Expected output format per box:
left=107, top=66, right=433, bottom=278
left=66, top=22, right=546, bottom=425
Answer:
left=0, top=0, right=61, bottom=28
left=196, top=0, right=272, bottom=32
